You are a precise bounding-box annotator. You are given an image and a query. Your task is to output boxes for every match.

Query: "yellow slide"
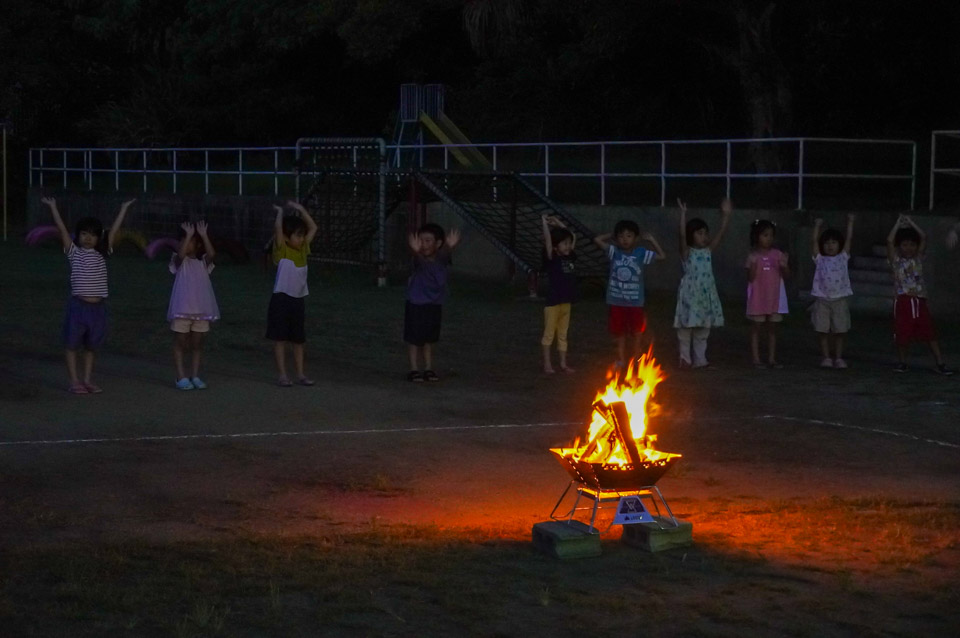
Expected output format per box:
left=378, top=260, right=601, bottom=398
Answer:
left=418, top=112, right=492, bottom=169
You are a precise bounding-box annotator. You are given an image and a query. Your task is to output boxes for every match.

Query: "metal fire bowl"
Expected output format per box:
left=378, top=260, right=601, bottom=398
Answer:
left=550, top=449, right=679, bottom=491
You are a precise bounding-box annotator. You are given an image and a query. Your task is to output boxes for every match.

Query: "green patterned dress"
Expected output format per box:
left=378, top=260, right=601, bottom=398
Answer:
left=674, top=248, right=724, bottom=328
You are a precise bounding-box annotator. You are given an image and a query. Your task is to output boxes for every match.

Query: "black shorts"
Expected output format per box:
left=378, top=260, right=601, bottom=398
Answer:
left=266, top=293, right=306, bottom=343
left=404, top=301, right=442, bottom=346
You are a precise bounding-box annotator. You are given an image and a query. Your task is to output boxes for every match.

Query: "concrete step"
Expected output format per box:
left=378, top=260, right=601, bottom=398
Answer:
left=871, top=244, right=888, bottom=258
left=850, top=269, right=892, bottom=284
left=852, top=281, right=894, bottom=297
left=851, top=255, right=889, bottom=271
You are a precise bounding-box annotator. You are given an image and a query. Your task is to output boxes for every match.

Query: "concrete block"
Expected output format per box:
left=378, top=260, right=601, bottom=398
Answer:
left=621, top=517, right=693, bottom=553
left=532, top=520, right=602, bottom=559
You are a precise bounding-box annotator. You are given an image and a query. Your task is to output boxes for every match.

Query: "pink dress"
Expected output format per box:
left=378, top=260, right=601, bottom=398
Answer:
left=745, top=249, right=788, bottom=316
left=167, top=255, right=220, bottom=322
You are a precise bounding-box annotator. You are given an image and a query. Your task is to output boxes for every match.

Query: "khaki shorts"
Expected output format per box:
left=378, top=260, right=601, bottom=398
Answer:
left=171, top=318, right=211, bottom=333
left=811, top=297, right=850, bottom=333
left=747, top=313, right=783, bottom=323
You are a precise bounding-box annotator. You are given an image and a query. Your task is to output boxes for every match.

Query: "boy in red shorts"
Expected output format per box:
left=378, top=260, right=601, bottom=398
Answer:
left=886, top=215, right=953, bottom=375
left=594, top=219, right=666, bottom=366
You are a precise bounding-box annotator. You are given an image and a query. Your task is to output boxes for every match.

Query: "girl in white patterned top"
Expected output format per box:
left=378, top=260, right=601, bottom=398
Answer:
left=41, top=196, right=135, bottom=394
left=810, top=215, right=854, bottom=369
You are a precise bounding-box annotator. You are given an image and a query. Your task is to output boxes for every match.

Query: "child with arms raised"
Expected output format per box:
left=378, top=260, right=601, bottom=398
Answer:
left=540, top=214, right=577, bottom=374
left=746, top=220, right=789, bottom=368
left=810, top=215, right=854, bottom=368
left=673, top=197, right=732, bottom=369
left=405, top=223, right=461, bottom=382
left=168, top=221, right=219, bottom=390
left=266, top=201, right=318, bottom=386
left=886, top=215, right=953, bottom=375
left=41, top=196, right=135, bottom=393
left=593, top=219, right=666, bottom=366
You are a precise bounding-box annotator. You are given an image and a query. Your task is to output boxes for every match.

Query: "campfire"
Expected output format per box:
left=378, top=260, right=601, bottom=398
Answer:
left=551, top=350, right=681, bottom=491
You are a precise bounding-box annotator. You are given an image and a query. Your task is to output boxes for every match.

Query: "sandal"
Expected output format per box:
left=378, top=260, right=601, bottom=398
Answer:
left=277, top=376, right=293, bottom=387
left=83, top=383, right=103, bottom=394
left=422, top=370, right=440, bottom=382
left=297, top=376, right=315, bottom=386
left=407, top=371, right=424, bottom=382
left=68, top=383, right=89, bottom=395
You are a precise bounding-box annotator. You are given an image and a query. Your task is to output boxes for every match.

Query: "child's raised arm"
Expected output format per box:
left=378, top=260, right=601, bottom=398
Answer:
left=41, top=197, right=72, bottom=252
left=904, top=215, right=926, bottom=256
left=677, top=198, right=689, bottom=260
left=286, top=200, right=318, bottom=244
left=886, top=215, right=903, bottom=262
left=197, top=221, right=216, bottom=261
left=107, top=199, right=136, bottom=253
left=445, top=228, right=461, bottom=251
left=642, top=231, right=667, bottom=261
left=812, top=218, right=823, bottom=256
left=593, top=232, right=612, bottom=250
left=272, top=204, right=286, bottom=247
left=947, top=221, right=960, bottom=250
left=542, top=214, right=554, bottom=257
left=407, top=232, right=421, bottom=255
left=176, top=221, right=195, bottom=263
left=709, top=197, right=733, bottom=250
left=843, top=214, right=855, bottom=255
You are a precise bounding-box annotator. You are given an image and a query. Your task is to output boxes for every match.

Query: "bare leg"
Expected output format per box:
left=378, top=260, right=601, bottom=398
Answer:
left=542, top=345, right=555, bottom=374
left=631, top=333, right=644, bottom=360
left=274, top=341, right=288, bottom=378
left=929, top=340, right=944, bottom=365
left=818, top=333, right=830, bottom=359
left=423, top=343, right=433, bottom=370
left=615, top=335, right=626, bottom=365
left=65, top=349, right=81, bottom=386
left=835, top=335, right=845, bottom=360
left=896, top=345, right=908, bottom=364
left=767, top=323, right=777, bottom=365
left=559, top=349, right=574, bottom=373
left=408, top=344, right=420, bottom=371
left=174, top=332, right=189, bottom=379
left=292, top=343, right=305, bottom=378
left=82, top=350, right=95, bottom=384
left=190, top=332, right=205, bottom=378
left=750, top=324, right=761, bottom=364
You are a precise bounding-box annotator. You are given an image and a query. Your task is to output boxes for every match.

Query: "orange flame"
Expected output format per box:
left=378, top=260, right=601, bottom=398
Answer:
left=552, top=349, right=679, bottom=466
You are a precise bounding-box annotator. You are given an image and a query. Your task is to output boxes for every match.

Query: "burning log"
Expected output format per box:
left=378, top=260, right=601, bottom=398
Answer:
left=608, top=401, right=642, bottom=466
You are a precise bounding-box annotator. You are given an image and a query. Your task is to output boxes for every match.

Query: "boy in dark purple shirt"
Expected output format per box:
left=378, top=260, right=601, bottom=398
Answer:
left=404, top=223, right=461, bottom=381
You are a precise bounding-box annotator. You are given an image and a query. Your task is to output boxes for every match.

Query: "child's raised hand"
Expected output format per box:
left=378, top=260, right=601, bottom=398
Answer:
left=196, top=220, right=209, bottom=237
left=446, top=227, right=462, bottom=248
left=847, top=213, right=856, bottom=223
left=40, top=196, right=57, bottom=208
left=120, top=199, right=136, bottom=210
left=946, top=225, right=959, bottom=250
left=676, top=198, right=687, bottom=213
left=181, top=221, right=195, bottom=235
left=814, top=217, right=823, bottom=226
left=720, top=197, right=733, bottom=215
left=407, top=232, right=422, bottom=253
left=640, top=231, right=655, bottom=242
left=272, top=204, right=284, bottom=214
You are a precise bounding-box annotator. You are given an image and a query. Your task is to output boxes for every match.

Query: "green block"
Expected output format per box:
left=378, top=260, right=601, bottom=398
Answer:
left=621, top=517, right=693, bottom=553
left=532, top=520, right=603, bottom=559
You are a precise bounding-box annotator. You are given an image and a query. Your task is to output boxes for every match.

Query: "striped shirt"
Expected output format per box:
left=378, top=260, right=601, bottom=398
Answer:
left=66, top=244, right=109, bottom=297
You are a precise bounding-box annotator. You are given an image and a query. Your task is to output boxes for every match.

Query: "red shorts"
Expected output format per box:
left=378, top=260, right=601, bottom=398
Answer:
left=894, top=295, right=935, bottom=346
left=608, top=305, right=647, bottom=336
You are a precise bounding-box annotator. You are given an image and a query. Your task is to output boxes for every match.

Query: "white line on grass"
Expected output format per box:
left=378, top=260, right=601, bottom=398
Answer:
left=0, top=415, right=956, bottom=450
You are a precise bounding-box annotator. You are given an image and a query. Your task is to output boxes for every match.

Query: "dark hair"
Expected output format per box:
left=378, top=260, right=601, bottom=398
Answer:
left=894, top=226, right=920, bottom=246
left=418, top=223, right=446, bottom=243
left=818, top=228, right=845, bottom=254
left=550, top=227, right=574, bottom=247
left=749, top=219, right=776, bottom=248
left=685, top=218, right=709, bottom=247
left=282, top=215, right=308, bottom=238
left=177, top=224, right=207, bottom=258
left=614, top=219, right=639, bottom=236
left=74, top=217, right=106, bottom=254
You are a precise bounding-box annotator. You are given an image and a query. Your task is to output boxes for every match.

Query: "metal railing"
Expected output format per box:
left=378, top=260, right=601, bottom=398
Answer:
left=29, top=136, right=917, bottom=209
left=929, top=130, right=960, bottom=209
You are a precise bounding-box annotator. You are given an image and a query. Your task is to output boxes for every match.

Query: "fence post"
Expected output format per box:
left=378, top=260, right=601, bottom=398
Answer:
left=239, top=149, right=244, bottom=196
left=600, top=143, right=606, bottom=206
left=40, top=150, right=44, bottom=187
left=114, top=151, right=119, bottom=191
left=142, top=150, right=147, bottom=192
left=660, top=143, right=666, bottom=207
left=797, top=139, right=805, bottom=210
left=63, top=150, right=67, bottom=188
left=725, top=142, right=732, bottom=199
left=544, top=144, right=550, bottom=196
left=274, top=149, right=279, bottom=196
left=173, top=150, right=178, bottom=195
left=204, top=151, right=209, bottom=195
left=910, top=142, right=916, bottom=210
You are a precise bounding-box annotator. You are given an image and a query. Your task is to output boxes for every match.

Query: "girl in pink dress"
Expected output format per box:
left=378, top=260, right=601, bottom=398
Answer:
left=746, top=220, right=789, bottom=368
left=167, top=221, right=220, bottom=390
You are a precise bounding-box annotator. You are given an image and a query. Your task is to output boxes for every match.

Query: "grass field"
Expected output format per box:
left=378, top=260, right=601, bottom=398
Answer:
left=1, top=241, right=958, bottom=637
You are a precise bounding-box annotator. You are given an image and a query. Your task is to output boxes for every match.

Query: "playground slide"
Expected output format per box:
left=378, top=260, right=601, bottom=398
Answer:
left=418, top=112, right=492, bottom=169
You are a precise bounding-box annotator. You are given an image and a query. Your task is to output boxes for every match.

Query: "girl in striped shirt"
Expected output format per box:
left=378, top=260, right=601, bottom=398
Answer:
left=41, top=196, right=135, bottom=394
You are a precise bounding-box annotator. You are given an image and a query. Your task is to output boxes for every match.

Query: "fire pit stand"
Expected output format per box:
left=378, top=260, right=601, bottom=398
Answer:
left=549, top=481, right=679, bottom=534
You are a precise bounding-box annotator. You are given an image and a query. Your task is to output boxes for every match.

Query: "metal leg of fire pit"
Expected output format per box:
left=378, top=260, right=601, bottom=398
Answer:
left=550, top=483, right=680, bottom=534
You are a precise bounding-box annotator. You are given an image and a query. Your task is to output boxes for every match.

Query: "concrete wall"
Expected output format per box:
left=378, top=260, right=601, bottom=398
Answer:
left=26, top=188, right=960, bottom=312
